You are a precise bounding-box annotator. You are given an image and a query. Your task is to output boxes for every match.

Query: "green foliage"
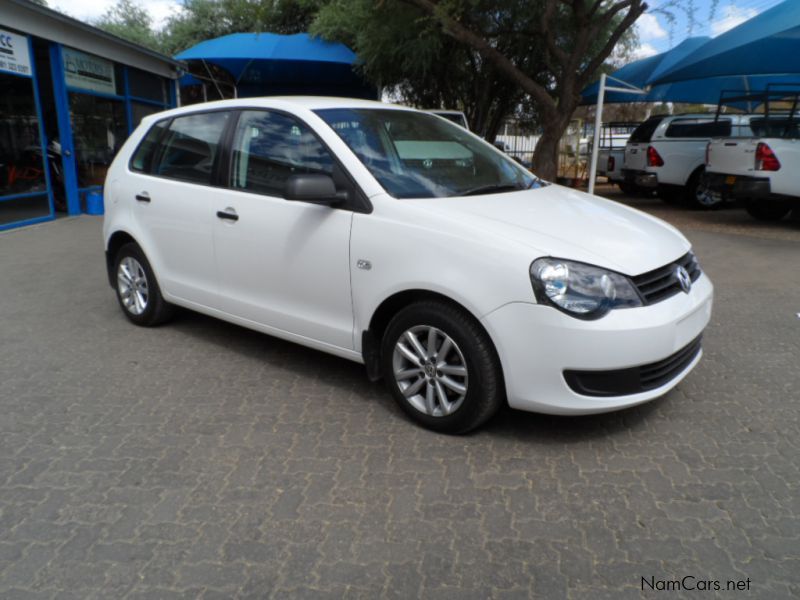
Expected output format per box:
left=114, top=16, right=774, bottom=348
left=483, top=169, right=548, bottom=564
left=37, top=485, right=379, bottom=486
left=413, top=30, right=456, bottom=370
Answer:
left=311, top=0, right=522, bottom=137
left=161, top=0, right=319, bottom=55
left=94, top=0, right=162, bottom=49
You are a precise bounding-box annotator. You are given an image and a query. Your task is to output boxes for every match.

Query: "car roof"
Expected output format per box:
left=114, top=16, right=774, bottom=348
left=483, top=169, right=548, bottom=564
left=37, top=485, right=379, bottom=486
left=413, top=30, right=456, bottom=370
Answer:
left=148, top=96, right=412, bottom=121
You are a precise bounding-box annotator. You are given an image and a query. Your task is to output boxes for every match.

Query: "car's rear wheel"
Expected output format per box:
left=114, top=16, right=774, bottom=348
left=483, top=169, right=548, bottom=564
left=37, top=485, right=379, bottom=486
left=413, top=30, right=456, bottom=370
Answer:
left=744, top=199, right=792, bottom=221
left=381, top=301, right=503, bottom=434
left=686, top=168, right=724, bottom=209
left=114, top=242, right=174, bottom=326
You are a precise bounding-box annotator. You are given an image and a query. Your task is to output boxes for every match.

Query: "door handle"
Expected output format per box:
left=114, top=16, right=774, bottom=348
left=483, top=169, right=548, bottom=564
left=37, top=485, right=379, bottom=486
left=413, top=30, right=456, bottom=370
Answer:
left=135, top=192, right=150, bottom=203
left=216, top=207, right=239, bottom=222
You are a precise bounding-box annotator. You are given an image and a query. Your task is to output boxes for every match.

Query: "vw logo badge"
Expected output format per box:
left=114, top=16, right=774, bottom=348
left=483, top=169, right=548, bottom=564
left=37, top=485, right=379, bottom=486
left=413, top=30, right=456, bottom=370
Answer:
left=675, top=265, right=692, bottom=293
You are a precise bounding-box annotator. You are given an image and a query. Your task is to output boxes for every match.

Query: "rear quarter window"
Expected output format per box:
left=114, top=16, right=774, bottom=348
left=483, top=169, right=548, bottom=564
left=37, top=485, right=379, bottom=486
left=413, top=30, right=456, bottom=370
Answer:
left=749, top=118, right=800, bottom=138
left=665, top=118, right=731, bottom=138
left=130, top=120, right=168, bottom=173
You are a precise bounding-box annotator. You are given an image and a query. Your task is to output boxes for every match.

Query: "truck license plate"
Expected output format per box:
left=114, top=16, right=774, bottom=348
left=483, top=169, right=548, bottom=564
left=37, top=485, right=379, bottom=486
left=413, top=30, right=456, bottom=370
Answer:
left=725, top=175, right=736, bottom=185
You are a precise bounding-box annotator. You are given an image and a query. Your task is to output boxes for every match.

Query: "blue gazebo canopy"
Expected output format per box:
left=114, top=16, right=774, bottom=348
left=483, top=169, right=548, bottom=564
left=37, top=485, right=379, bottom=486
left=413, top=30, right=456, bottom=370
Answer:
left=583, top=0, right=800, bottom=106
left=581, top=37, right=711, bottom=104
left=652, top=0, right=800, bottom=85
left=175, top=32, right=376, bottom=99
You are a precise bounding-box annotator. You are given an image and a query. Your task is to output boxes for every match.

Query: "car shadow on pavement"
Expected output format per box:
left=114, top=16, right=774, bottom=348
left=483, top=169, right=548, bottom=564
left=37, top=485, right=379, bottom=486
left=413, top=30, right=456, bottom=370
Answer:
left=483, top=398, right=663, bottom=442
left=166, top=308, right=664, bottom=442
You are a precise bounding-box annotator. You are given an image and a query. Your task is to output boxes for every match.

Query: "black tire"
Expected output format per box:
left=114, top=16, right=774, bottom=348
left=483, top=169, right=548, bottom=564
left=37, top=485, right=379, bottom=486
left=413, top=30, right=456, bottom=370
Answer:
left=685, top=168, right=724, bottom=210
left=617, top=181, right=639, bottom=196
left=113, top=242, right=174, bottom=326
left=744, top=199, right=792, bottom=221
left=380, top=300, right=504, bottom=434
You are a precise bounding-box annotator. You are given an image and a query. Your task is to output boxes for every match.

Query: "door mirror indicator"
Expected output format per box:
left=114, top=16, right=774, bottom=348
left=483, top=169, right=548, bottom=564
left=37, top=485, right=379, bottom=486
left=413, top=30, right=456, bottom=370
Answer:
left=284, top=174, right=347, bottom=205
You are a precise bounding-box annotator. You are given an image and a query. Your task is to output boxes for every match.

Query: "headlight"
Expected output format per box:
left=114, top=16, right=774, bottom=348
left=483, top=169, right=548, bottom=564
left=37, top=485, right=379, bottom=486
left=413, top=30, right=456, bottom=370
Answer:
left=530, top=258, right=642, bottom=319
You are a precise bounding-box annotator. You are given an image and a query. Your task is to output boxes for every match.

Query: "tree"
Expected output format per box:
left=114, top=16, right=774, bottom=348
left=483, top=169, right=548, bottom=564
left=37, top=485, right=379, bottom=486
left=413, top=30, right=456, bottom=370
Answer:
left=311, top=0, right=531, bottom=140
left=94, top=0, right=162, bottom=50
left=162, top=0, right=319, bottom=55
left=397, top=0, right=647, bottom=180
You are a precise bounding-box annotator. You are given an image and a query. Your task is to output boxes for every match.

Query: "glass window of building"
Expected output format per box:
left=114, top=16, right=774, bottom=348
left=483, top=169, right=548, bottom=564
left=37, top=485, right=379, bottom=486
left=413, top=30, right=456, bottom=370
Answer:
left=128, top=67, right=168, bottom=104
left=0, top=72, right=50, bottom=226
left=68, top=93, right=128, bottom=188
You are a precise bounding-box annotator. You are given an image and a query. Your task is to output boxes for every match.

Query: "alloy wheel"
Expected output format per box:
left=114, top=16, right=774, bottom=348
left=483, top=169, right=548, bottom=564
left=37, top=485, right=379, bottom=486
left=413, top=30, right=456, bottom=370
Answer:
left=392, top=325, right=468, bottom=417
left=117, top=256, right=149, bottom=315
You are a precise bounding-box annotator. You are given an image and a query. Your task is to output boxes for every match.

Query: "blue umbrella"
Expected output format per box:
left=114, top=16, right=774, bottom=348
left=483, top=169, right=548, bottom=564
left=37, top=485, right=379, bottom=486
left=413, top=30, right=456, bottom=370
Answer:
left=651, top=0, right=800, bottom=85
left=175, top=32, right=376, bottom=99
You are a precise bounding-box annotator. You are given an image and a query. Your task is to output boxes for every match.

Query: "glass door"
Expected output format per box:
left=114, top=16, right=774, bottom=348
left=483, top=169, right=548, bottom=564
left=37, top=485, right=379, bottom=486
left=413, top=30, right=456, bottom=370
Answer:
left=0, top=30, right=53, bottom=230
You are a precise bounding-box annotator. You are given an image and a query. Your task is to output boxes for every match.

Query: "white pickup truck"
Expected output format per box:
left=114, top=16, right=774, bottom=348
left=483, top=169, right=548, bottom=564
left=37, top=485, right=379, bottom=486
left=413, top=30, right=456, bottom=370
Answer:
left=703, top=116, right=799, bottom=221
left=622, top=113, right=756, bottom=208
left=597, top=122, right=639, bottom=193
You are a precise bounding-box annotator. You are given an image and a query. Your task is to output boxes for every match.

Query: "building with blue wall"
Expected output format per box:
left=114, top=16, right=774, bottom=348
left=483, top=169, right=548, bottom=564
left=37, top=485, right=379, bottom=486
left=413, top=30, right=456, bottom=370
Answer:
left=0, top=0, right=181, bottom=230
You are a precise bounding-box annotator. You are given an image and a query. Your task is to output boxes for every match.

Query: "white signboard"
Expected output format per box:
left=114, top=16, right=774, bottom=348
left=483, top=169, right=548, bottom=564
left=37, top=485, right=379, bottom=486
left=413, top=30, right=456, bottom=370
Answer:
left=63, top=47, right=116, bottom=95
left=0, top=28, right=32, bottom=77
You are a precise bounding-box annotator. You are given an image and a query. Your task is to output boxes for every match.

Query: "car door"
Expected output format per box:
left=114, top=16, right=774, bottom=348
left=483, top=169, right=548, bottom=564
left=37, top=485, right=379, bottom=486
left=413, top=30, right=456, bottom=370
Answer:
left=212, top=109, right=356, bottom=351
left=130, top=110, right=231, bottom=308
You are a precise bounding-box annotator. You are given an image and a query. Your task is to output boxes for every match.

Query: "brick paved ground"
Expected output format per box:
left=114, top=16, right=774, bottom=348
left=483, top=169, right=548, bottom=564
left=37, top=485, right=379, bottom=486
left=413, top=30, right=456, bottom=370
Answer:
left=0, top=201, right=798, bottom=599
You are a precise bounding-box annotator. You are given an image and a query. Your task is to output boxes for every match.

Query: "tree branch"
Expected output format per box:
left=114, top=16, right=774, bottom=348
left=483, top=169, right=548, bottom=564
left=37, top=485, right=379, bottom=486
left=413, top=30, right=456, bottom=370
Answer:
left=400, top=0, right=557, bottom=114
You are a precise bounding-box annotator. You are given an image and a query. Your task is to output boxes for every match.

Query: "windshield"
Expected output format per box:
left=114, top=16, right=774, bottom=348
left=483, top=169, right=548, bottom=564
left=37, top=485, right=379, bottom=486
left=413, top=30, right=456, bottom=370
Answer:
left=315, top=108, right=541, bottom=198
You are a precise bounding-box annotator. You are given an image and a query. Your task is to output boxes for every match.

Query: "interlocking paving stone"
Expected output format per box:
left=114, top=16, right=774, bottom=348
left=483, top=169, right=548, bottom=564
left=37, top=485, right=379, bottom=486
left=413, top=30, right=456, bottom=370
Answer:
left=0, top=211, right=798, bottom=598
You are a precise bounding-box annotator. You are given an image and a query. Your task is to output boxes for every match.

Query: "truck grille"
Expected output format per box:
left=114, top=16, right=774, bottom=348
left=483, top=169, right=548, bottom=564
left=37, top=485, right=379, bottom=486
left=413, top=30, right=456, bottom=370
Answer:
left=631, top=252, right=701, bottom=305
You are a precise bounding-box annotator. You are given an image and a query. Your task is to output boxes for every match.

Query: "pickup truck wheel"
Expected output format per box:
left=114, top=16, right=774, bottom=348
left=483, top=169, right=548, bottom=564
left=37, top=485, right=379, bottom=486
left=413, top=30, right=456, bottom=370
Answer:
left=687, top=169, right=724, bottom=210
left=618, top=182, right=638, bottom=196
left=744, top=199, right=792, bottom=221
left=381, top=301, right=504, bottom=434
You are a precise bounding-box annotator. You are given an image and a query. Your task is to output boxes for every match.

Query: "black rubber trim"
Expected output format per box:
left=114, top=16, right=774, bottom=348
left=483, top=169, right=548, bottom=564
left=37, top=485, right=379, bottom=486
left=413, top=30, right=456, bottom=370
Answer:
left=563, top=335, right=702, bottom=397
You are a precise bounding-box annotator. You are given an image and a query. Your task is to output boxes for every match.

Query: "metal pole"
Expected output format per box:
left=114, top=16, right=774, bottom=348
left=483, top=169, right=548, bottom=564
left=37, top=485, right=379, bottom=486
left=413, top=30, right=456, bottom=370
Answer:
left=588, top=72, right=606, bottom=195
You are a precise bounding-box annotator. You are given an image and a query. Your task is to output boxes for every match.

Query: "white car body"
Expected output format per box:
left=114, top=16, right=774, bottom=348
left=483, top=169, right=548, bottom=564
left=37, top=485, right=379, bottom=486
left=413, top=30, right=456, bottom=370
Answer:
left=599, top=148, right=625, bottom=183
left=623, top=114, right=756, bottom=198
left=103, top=97, right=713, bottom=418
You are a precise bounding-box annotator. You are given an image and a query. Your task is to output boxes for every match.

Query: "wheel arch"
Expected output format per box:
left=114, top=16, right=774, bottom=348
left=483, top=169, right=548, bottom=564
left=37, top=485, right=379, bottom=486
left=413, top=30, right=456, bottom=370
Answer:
left=361, top=288, right=503, bottom=385
left=105, top=230, right=139, bottom=288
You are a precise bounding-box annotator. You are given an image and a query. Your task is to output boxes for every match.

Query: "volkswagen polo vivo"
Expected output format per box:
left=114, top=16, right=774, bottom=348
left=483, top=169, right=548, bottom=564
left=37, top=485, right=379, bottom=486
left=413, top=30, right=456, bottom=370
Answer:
left=103, top=97, right=713, bottom=433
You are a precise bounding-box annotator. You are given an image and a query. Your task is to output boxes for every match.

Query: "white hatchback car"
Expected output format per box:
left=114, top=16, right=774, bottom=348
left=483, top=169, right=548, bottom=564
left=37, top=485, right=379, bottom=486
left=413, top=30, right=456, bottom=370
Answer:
left=103, top=97, right=713, bottom=433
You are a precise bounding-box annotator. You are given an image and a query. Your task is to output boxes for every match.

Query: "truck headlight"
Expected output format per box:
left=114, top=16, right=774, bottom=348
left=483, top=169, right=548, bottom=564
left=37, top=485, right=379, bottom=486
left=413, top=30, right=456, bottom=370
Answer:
left=530, top=258, right=643, bottom=319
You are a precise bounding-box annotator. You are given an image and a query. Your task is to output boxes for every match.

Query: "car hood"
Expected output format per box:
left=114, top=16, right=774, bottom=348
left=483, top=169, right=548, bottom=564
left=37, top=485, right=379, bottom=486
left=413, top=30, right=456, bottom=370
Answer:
left=405, top=185, right=690, bottom=275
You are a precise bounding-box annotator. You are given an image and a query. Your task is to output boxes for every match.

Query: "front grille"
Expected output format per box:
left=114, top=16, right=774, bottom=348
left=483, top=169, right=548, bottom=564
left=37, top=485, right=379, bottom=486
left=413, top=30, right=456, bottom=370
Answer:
left=631, top=252, right=701, bottom=305
left=564, top=335, right=702, bottom=397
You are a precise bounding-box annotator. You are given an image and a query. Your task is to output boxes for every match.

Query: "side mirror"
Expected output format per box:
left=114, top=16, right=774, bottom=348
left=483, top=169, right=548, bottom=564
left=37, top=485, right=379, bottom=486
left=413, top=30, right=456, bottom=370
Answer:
left=284, top=173, right=347, bottom=205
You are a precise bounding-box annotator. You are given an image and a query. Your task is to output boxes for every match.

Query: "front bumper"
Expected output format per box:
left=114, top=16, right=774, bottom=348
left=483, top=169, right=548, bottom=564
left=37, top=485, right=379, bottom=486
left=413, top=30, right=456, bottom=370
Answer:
left=621, top=169, right=658, bottom=189
left=481, top=273, right=713, bottom=415
left=703, top=172, right=770, bottom=199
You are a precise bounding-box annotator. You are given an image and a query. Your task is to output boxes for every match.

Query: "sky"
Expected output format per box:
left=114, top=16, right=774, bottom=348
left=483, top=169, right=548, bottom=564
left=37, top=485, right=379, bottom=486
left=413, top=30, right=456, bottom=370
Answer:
left=50, top=0, right=784, bottom=57
left=633, top=0, right=785, bottom=58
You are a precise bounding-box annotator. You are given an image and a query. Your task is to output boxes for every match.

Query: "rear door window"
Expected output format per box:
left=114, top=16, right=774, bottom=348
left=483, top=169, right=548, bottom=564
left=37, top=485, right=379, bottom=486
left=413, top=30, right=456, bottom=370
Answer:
left=665, top=118, right=731, bottom=138
left=152, top=111, right=231, bottom=185
left=628, top=117, right=664, bottom=143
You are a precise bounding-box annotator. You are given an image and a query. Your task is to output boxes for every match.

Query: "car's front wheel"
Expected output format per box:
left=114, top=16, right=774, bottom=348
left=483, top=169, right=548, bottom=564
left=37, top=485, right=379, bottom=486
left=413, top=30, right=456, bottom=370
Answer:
left=381, top=301, right=504, bottom=433
left=114, top=242, right=174, bottom=326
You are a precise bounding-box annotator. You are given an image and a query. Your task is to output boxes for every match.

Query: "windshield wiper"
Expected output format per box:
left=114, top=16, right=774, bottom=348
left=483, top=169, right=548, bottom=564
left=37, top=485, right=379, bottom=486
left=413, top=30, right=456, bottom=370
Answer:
left=460, top=184, right=523, bottom=196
